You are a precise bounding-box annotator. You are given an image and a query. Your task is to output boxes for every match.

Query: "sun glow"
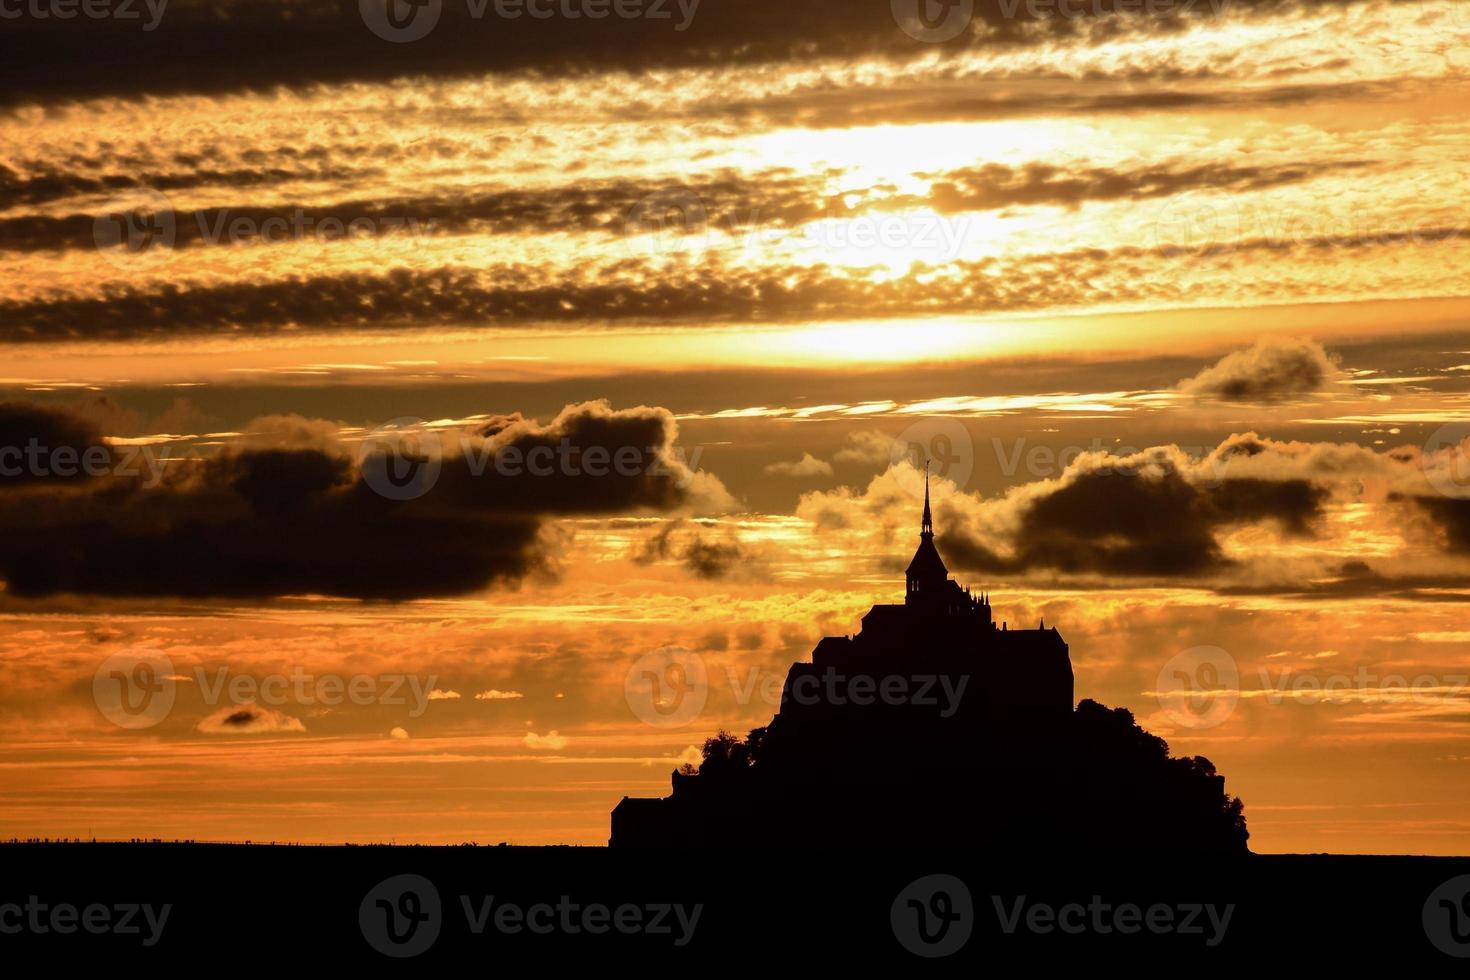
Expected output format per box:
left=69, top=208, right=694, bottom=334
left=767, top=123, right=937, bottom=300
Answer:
left=746, top=121, right=1080, bottom=182
left=762, top=318, right=1011, bottom=363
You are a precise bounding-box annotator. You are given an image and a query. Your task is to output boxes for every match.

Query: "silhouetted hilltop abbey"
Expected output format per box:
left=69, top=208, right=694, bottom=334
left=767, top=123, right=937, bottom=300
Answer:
left=612, top=474, right=1249, bottom=854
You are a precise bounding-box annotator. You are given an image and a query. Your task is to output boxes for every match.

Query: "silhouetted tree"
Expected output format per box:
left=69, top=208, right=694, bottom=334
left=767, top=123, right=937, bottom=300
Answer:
left=699, top=730, right=751, bottom=776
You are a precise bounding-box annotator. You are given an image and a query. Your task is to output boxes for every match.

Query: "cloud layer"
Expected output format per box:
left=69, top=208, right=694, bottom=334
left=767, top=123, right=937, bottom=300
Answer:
left=798, top=431, right=1470, bottom=596
left=1178, top=336, right=1342, bottom=403
left=0, top=400, right=727, bottom=599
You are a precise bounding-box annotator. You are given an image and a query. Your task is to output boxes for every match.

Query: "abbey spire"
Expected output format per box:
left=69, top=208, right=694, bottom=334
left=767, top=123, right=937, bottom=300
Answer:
left=921, top=460, right=933, bottom=538
left=905, top=461, right=950, bottom=600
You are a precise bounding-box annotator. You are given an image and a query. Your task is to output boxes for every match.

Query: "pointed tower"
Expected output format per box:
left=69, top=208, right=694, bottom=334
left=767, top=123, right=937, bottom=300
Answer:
left=905, top=462, right=950, bottom=602
left=921, top=461, right=934, bottom=537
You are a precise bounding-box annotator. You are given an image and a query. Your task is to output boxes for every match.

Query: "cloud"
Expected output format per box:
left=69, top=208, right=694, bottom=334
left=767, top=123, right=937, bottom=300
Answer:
left=832, top=430, right=895, bottom=466
left=764, top=453, right=834, bottom=479
left=428, top=689, right=461, bottom=700
left=474, top=690, right=525, bottom=701
left=452, top=401, right=734, bottom=516
left=0, top=401, right=113, bottom=487
left=524, top=730, right=568, bottom=750
left=0, top=170, right=808, bottom=254
left=0, top=158, right=1371, bottom=256
left=196, top=704, right=306, bottom=735
left=1412, top=496, right=1470, bottom=553
left=1178, top=337, right=1341, bottom=403
left=681, top=537, right=747, bottom=580
left=702, top=78, right=1394, bottom=133
left=0, top=0, right=1248, bottom=107
left=633, top=519, right=750, bottom=580
left=0, top=400, right=729, bottom=600
left=938, top=454, right=1327, bottom=578
left=797, top=432, right=1470, bottom=594
left=922, top=160, right=1375, bottom=214
left=4, top=223, right=1462, bottom=341
left=0, top=160, right=368, bottom=211
left=236, top=414, right=347, bottom=452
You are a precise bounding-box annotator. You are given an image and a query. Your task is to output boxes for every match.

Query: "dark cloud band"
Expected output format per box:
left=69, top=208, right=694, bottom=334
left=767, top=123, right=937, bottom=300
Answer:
left=0, top=399, right=721, bottom=599
left=0, top=0, right=1254, bottom=107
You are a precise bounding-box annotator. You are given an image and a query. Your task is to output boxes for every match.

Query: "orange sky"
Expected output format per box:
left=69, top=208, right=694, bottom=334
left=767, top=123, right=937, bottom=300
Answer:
left=1, top=0, right=1469, bottom=854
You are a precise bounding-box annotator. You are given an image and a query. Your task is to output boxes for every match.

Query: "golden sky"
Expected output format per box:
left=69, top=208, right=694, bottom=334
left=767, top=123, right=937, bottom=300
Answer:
left=1, top=0, right=1469, bottom=854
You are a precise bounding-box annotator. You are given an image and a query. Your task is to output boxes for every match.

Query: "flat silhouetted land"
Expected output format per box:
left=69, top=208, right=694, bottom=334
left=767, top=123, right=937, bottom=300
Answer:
left=3, top=842, right=1467, bottom=967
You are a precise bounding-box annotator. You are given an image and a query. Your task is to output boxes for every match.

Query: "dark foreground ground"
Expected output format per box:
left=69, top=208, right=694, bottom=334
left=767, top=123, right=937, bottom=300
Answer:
left=4, top=843, right=1469, bottom=967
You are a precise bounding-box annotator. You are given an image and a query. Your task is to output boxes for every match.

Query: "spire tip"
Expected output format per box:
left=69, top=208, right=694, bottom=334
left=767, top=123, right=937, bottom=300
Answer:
left=920, top=458, right=933, bottom=535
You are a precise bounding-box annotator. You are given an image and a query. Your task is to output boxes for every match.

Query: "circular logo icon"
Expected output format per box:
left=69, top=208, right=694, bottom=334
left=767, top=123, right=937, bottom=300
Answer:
left=891, top=873, right=973, bottom=957
left=891, top=0, right=974, bottom=43
left=890, top=418, right=974, bottom=501
left=1155, top=645, right=1239, bottom=730
left=360, top=0, right=442, bottom=42
left=1424, top=874, right=1470, bottom=957
left=360, top=874, right=442, bottom=958
left=624, top=187, right=710, bottom=260
left=359, top=418, right=443, bottom=501
left=1147, top=198, right=1242, bottom=258
left=1423, top=423, right=1470, bottom=498
left=93, top=648, right=177, bottom=730
left=624, top=646, right=709, bottom=728
left=92, top=187, right=177, bottom=271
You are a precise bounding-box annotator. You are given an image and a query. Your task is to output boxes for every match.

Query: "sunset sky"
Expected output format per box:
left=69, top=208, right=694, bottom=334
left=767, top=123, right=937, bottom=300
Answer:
left=1, top=0, right=1469, bottom=854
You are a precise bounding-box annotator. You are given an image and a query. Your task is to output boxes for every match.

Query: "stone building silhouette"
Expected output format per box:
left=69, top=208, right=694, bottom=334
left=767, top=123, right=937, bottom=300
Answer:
left=612, top=473, right=1248, bottom=854
left=809, top=472, right=1074, bottom=725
